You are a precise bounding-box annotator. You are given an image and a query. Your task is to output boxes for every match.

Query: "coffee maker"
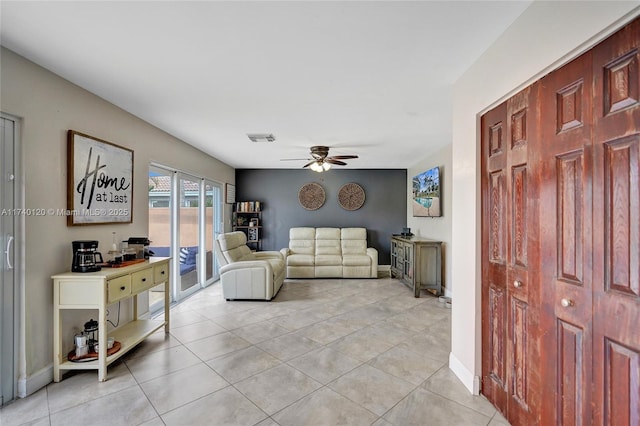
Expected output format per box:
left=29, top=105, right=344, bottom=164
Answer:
left=71, top=240, right=103, bottom=272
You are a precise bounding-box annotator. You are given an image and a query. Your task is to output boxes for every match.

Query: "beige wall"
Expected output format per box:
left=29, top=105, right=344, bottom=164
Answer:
left=407, top=144, right=452, bottom=297
left=0, top=47, right=234, bottom=395
left=449, top=1, right=640, bottom=393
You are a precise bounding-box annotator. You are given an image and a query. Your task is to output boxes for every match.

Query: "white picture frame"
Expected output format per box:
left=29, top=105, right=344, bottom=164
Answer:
left=225, top=183, right=236, bottom=204
left=67, top=130, right=133, bottom=225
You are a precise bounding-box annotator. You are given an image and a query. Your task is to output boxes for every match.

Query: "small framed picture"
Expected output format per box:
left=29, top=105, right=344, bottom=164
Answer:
left=249, top=218, right=259, bottom=227
left=225, top=183, right=236, bottom=204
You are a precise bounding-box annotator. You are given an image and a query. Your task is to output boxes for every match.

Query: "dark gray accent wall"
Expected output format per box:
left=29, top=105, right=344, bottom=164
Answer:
left=235, top=169, right=407, bottom=264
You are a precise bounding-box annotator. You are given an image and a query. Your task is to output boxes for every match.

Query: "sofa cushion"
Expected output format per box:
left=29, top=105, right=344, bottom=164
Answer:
left=149, top=246, right=170, bottom=257
left=287, top=254, right=315, bottom=266
left=218, top=232, right=253, bottom=263
left=315, top=254, right=342, bottom=266
left=179, top=246, right=198, bottom=265
left=218, top=232, right=247, bottom=251
left=341, top=228, right=367, bottom=255
left=342, top=254, right=372, bottom=266
left=149, top=246, right=195, bottom=276
left=180, top=263, right=197, bottom=275
left=315, top=227, right=341, bottom=256
left=265, top=257, right=285, bottom=272
left=316, top=227, right=341, bottom=240
left=289, top=227, right=316, bottom=255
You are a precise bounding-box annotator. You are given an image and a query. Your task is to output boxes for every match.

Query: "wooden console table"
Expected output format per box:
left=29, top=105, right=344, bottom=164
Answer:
left=52, top=257, right=170, bottom=382
left=390, top=236, right=443, bottom=297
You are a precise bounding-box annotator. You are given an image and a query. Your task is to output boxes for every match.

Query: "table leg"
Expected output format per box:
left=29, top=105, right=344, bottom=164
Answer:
left=98, top=305, right=107, bottom=382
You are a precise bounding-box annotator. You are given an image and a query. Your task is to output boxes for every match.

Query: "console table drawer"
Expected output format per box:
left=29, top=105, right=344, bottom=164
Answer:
left=132, top=268, right=154, bottom=293
left=107, top=275, right=131, bottom=303
left=154, top=263, right=169, bottom=284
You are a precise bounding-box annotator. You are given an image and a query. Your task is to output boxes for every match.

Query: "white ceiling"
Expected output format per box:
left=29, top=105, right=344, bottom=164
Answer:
left=1, top=1, right=532, bottom=170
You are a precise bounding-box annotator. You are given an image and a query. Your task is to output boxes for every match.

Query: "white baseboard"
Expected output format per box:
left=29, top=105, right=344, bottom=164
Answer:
left=449, top=352, right=480, bottom=395
left=17, top=364, right=52, bottom=398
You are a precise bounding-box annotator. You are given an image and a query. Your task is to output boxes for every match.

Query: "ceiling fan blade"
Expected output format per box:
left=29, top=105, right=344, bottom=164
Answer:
left=280, top=158, right=311, bottom=161
left=303, top=160, right=317, bottom=168
left=328, top=155, right=359, bottom=160
left=326, top=159, right=347, bottom=166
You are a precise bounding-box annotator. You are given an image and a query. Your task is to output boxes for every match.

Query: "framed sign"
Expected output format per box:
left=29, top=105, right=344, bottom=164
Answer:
left=225, top=183, right=236, bottom=204
left=67, top=130, right=133, bottom=225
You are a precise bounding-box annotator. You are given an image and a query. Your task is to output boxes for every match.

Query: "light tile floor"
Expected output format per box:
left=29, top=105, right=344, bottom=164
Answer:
left=0, top=278, right=511, bottom=426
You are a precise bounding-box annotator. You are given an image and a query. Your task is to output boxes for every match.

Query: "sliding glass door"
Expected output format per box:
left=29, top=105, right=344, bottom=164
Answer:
left=148, top=166, right=223, bottom=310
left=204, top=180, right=223, bottom=285
left=148, top=166, right=173, bottom=311
left=178, top=174, right=200, bottom=298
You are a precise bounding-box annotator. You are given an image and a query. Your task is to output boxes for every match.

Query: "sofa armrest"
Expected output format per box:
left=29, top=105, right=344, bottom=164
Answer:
left=367, top=247, right=379, bottom=278
left=366, top=247, right=378, bottom=260
left=254, top=251, right=284, bottom=261
left=220, top=260, right=274, bottom=276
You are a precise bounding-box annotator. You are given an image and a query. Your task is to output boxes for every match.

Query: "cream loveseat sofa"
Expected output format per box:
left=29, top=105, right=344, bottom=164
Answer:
left=281, top=227, right=378, bottom=278
left=214, top=231, right=285, bottom=300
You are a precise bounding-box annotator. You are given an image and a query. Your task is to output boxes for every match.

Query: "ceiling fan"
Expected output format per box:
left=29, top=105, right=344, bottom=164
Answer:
left=281, top=145, right=359, bottom=172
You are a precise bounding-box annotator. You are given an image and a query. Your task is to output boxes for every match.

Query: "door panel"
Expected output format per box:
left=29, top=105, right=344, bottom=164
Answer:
left=1, top=115, right=16, bottom=406
left=482, top=87, right=538, bottom=424
left=482, top=101, right=509, bottom=414
left=592, top=18, right=640, bottom=425
left=539, top=48, right=594, bottom=426
left=505, top=88, right=535, bottom=425
left=557, top=319, right=586, bottom=425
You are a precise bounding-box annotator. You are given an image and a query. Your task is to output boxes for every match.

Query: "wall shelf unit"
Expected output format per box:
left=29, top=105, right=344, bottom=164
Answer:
left=233, top=201, right=263, bottom=251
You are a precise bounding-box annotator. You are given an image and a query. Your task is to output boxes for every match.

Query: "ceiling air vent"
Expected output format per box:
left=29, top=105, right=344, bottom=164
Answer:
left=247, top=133, right=276, bottom=143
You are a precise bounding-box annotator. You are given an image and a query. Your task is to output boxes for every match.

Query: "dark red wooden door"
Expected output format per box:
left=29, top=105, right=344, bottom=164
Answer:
left=481, top=17, right=639, bottom=425
left=537, top=48, right=595, bottom=425
left=481, top=88, right=538, bottom=424
left=482, top=100, right=509, bottom=416
left=591, top=20, right=640, bottom=425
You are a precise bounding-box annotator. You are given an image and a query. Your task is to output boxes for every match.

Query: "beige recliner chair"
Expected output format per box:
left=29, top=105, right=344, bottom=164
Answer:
left=214, top=231, right=285, bottom=300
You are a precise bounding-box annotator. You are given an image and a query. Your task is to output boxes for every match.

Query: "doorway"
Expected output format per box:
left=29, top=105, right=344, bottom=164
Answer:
left=1, top=114, right=18, bottom=406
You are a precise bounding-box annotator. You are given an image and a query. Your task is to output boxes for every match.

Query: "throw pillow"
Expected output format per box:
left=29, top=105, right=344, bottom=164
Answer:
left=179, top=247, right=189, bottom=264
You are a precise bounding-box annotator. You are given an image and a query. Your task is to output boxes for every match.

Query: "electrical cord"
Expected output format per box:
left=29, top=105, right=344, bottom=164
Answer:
left=106, top=301, right=121, bottom=328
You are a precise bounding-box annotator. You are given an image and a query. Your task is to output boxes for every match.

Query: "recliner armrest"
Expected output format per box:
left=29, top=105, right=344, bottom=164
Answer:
left=220, top=260, right=274, bottom=276
left=254, top=251, right=284, bottom=261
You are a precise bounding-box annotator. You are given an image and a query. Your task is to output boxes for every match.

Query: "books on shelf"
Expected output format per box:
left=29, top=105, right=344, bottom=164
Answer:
left=235, top=201, right=261, bottom=212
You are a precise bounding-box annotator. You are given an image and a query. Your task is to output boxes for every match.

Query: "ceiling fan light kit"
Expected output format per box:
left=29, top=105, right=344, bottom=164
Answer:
left=310, top=161, right=331, bottom=172
left=281, top=145, right=359, bottom=172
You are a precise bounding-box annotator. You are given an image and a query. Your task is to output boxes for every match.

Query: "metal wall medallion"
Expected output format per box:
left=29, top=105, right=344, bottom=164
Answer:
left=298, top=182, right=326, bottom=210
left=338, top=182, right=365, bottom=211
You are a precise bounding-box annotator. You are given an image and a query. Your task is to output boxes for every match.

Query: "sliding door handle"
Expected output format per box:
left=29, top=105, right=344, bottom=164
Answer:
left=5, top=235, right=14, bottom=270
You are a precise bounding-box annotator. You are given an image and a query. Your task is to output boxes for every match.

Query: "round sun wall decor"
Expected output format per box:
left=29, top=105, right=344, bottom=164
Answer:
left=338, top=182, right=365, bottom=211
left=298, top=182, right=326, bottom=210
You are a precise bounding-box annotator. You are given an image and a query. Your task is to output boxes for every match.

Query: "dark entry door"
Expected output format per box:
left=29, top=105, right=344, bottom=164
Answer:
left=591, top=21, right=640, bottom=425
left=482, top=17, right=639, bottom=425
left=481, top=88, right=537, bottom=425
